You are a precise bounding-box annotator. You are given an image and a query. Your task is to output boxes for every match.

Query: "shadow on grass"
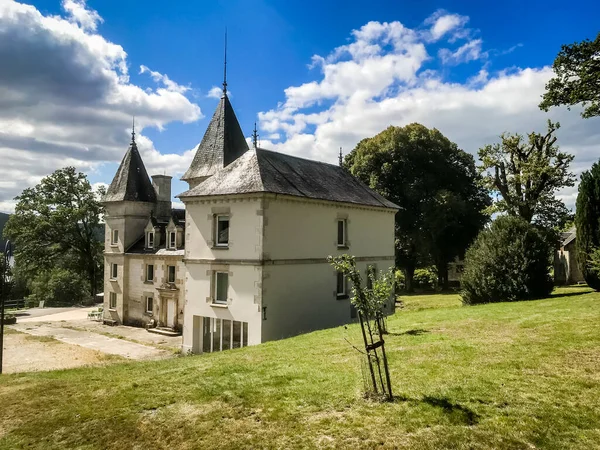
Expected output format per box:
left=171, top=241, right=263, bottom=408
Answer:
left=387, top=329, right=430, bottom=336
left=550, top=290, right=593, bottom=300
left=393, top=395, right=479, bottom=425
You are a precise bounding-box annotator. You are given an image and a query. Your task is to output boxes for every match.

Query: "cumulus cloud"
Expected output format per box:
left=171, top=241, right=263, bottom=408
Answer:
left=0, top=1, right=202, bottom=212
left=258, top=17, right=600, bottom=210
left=439, top=39, right=487, bottom=65
left=425, top=10, right=470, bottom=42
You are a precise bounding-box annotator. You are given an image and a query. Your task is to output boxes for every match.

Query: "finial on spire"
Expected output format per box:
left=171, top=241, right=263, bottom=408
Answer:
left=338, top=147, right=343, bottom=167
left=131, top=116, right=136, bottom=143
left=252, top=122, right=259, bottom=149
left=222, top=28, right=228, bottom=95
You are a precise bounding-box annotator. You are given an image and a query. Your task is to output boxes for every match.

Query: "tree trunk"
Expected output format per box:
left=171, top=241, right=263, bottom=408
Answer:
left=436, top=261, right=449, bottom=291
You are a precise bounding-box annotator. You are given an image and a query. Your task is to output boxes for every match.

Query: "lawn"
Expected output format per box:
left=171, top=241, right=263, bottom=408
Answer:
left=1, top=286, right=599, bottom=449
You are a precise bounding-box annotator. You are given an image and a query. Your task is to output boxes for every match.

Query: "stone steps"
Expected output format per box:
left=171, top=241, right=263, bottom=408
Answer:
left=147, top=327, right=181, bottom=337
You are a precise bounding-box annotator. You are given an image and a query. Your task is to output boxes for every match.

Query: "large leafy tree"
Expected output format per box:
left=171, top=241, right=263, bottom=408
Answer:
left=575, top=162, right=600, bottom=290
left=478, top=120, right=575, bottom=228
left=4, top=167, right=105, bottom=297
left=346, top=123, right=490, bottom=290
left=539, top=32, right=600, bottom=119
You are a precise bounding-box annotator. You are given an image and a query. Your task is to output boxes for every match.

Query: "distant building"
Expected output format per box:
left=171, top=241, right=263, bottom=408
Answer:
left=554, top=228, right=585, bottom=285
left=102, top=82, right=398, bottom=352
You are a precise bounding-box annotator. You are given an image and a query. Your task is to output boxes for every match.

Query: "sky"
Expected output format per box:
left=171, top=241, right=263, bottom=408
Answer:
left=0, top=0, right=599, bottom=213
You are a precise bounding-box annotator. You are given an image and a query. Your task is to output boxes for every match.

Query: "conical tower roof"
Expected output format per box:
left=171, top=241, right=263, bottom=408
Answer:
left=104, top=134, right=157, bottom=203
left=182, top=93, right=249, bottom=183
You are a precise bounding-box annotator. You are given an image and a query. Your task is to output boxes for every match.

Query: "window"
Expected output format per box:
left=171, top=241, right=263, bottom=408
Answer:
left=146, top=296, right=153, bottom=314
left=215, top=215, right=229, bottom=247
left=110, top=263, right=118, bottom=280
left=167, top=265, right=176, bottom=283
left=147, top=231, right=154, bottom=248
left=337, top=219, right=347, bottom=247
left=109, top=292, right=117, bottom=310
left=169, top=231, right=176, bottom=249
left=201, top=316, right=248, bottom=353
left=366, top=265, right=377, bottom=290
left=213, top=271, right=228, bottom=304
left=146, top=264, right=154, bottom=282
left=111, top=229, right=119, bottom=245
left=337, top=272, right=347, bottom=298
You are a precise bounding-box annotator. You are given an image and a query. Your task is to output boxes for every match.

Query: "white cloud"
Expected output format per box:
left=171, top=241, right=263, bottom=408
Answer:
left=258, top=17, right=600, bottom=211
left=0, top=1, right=202, bottom=212
left=425, top=10, right=470, bottom=41
left=62, top=0, right=102, bottom=31
left=207, top=86, right=225, bottom=99
left=139, top=65, right=190, bottom=94
left=439, top=39, right=486, bottom=65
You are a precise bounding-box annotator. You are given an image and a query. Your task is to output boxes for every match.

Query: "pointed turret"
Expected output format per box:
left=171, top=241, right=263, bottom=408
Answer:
left=182, top=93, right=249, bottom=188
left=104, top=127, right=157, bottom=203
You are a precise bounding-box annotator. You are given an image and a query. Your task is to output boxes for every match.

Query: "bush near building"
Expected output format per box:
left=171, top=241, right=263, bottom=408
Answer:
left=461, top=216, right=553, bottom=305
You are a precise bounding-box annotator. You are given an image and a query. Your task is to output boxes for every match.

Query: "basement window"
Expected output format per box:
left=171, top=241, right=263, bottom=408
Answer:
left=201, top=317, right=248, bottom=353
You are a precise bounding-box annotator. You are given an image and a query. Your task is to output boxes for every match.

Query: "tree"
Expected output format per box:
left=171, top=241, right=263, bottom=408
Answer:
left=539, top=32, right=600, bottom=119
left=328, top=254, right=394, bottom=400
left=575, top=162, right=600, bottom=290
left=27, top=268, right=90, bottom=307
left=478, top=121, right=575, bottom=228
left=461, top=216, right=554, bottom=305
left=346, top=123, right=490, bottom=290
left=4, top=167, right=104, bottom=298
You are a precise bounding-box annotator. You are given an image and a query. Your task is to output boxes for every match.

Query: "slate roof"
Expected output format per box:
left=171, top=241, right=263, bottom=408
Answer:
left=104, top=139, right=157, bottom=203
left=178, top=148, right=399, bottom=209
left=181, top=93, right=249, bottom=182
left=126, top=209, right=186, bottom=254
left=561, top=227, right=576, bottom=247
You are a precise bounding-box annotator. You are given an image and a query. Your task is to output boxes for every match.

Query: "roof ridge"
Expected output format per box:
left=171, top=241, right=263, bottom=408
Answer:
left=256, top=147, right=342, bottom=169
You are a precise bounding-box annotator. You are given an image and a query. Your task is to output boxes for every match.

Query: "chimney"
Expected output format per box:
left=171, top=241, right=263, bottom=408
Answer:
left=151, top=175, right=172, bottom=220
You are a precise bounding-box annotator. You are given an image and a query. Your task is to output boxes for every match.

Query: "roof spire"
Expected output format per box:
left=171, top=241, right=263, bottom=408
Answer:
left=222, top=28, right=228, bottom=95
left=338, top=147, right=343, bottom=167
left=131, top=116, right=136, bottom=143
left=252, top=122, right=259, bottom=149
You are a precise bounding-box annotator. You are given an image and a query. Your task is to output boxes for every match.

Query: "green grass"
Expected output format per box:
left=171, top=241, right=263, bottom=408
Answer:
left=1, top=286, right=599, bottom=449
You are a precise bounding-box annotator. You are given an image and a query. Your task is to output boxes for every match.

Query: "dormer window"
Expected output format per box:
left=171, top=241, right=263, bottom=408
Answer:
left=146, top=231, right=155, bottom=249
left=169, top=231, right=176, bottom=249
left=215, top=215, right=229, bottom=247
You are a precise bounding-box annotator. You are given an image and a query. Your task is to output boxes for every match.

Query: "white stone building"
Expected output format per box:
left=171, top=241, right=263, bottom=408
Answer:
left=103, top=88, right=398, bottom=351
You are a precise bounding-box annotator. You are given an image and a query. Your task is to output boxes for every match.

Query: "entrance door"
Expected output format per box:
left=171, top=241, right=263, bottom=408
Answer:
left=167, top=299, right=176, bottom=328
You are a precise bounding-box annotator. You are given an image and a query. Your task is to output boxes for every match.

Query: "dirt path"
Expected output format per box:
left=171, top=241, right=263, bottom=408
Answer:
left=2, top=330, right=118, bottom=374
left=11, top=323, right=172, bottom=360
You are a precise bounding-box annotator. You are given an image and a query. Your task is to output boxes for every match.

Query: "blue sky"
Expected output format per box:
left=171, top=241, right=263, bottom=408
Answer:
left=0, top=0, right=599, bottom=212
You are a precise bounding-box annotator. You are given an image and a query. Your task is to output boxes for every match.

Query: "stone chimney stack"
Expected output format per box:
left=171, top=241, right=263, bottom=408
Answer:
left=151, top=175, right=172, bottom=220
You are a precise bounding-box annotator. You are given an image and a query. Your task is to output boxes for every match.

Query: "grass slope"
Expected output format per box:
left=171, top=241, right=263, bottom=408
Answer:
left=1, top=286, right=600, bottom=449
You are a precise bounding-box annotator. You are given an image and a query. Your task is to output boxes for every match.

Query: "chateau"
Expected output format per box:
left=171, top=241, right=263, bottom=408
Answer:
left=102, top=85, right=398, bottom=353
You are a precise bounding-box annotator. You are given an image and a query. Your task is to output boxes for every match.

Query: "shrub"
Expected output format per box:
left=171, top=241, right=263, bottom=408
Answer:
left=413, top=267, right=438, bottom=290
left=26, top=268, right=90, bottom=306
left=394, top=270, right=405, bottom=290
left=461, top=216, right=553, bottom=305
left=576, top=161, right=600, bottom=290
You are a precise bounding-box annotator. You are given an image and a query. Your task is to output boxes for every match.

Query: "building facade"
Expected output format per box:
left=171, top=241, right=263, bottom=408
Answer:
left=103, top=88, right=398, bottom=351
